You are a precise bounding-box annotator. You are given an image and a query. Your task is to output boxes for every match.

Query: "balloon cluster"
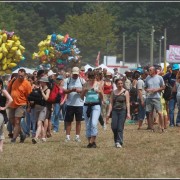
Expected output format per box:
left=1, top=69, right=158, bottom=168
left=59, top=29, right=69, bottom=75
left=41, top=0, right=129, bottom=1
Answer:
left=0, top=30, right=25, bottom=75
left=33, top=33, right=81, bottom=70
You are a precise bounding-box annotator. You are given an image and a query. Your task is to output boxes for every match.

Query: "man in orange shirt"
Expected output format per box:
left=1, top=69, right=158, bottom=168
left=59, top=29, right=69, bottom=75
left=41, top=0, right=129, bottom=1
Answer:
left=8, top=68, right=32, bottom=143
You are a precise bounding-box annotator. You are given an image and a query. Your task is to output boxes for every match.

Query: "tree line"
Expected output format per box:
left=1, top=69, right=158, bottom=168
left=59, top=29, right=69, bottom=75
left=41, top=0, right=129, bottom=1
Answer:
left=0, top=2, right=180, bottom=67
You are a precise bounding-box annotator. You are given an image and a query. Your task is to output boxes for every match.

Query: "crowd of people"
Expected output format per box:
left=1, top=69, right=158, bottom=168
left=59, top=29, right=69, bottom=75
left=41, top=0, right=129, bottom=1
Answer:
left=0, top=63, right=180, bottom=152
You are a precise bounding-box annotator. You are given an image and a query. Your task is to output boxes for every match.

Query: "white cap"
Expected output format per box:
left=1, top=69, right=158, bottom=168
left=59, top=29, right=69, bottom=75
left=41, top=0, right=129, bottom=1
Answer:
left=48, top=70, right=56, bottom=77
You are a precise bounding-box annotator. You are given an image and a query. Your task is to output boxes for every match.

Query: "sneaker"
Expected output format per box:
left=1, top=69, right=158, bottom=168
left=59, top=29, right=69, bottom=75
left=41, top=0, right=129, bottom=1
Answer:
left=8, top=133, right=13, bottom=139
left=65, top=137, right=70, bottom=142
left=92, top=142, right=97, bottom=148
left=87, top=142, right=97, bottom=148
left=41, top=138, right=47, bottom=142
left=74, top=136, right=81, bottom=142
left=87, top=143, right=93, bottom=148
left=20, top=134, right=26, bottom=143
left=32, top=138, right=38, bottom=144
left=11, top=138, right=16, bottom=143
left=115, top=142, right=122, bottom=148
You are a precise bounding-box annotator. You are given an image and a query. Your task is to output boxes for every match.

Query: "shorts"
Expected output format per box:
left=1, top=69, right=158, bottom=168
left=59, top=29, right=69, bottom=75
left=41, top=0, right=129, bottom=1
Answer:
left=64, top=106, right=83, bottom=122
left=0, top=113, right=5, bottom=140
left=8, top=105, right=26, bottom=119
left=146, top=98, right=162, bottom=113
left=34, top=104, right=47, bottom=122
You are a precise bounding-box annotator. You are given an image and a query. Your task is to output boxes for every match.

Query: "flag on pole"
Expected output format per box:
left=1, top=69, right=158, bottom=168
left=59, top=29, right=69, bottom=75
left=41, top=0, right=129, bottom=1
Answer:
left=95, top=51, right=100, bottom=67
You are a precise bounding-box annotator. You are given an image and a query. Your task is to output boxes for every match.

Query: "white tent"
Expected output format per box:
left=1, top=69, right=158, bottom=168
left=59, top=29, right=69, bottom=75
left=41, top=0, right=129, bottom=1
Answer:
left=98, top=64, right=114, bottom=74
left=12, top=67, right=35, bottom=74
left=84, top=64, right=95, bottom=72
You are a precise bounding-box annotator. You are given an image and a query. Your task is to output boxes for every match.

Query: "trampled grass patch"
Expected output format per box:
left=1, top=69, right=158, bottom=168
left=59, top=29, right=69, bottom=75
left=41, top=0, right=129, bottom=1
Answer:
left=0, top=121, right=180, bottom=178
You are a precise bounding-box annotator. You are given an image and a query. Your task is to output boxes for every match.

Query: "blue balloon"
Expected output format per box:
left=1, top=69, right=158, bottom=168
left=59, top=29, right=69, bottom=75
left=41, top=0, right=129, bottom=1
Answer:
left=51, top=33, right=57, bottom=42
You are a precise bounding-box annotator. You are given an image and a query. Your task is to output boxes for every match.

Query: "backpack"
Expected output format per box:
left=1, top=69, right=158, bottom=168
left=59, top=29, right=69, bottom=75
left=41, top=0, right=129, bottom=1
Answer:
left=28, top=88, right=46, bottom=106
left=129, top=86, right=138, bottom=102
left=47, top=83, right=61, bottom=103
left=163, top=83, right=172, bottom=101
left=67, top=77, right=84, bottom=89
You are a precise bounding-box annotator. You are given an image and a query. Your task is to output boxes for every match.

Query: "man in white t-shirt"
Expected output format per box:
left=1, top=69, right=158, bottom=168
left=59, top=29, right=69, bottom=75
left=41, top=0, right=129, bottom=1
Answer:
left=63, top=67, right=86, bottom=142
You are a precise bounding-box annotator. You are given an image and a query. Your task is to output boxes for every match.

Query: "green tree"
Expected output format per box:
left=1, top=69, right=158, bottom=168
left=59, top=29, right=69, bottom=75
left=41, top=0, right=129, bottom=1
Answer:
left=59, top=4, right=118, bottom=65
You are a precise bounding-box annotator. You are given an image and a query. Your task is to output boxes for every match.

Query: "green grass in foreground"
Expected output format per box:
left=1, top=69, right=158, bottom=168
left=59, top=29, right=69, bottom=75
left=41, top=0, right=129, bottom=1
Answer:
left=0, top=120, right=180, bottom=178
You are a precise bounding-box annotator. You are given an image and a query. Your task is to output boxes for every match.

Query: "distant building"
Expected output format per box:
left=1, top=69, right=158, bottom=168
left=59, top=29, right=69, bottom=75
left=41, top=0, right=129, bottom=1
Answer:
left=103, top=56, right=140, bottom=74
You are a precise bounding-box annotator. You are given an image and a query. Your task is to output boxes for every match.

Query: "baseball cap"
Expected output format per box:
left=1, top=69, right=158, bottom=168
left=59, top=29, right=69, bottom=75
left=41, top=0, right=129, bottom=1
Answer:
left=48, top=70, right=56, bottom=77
left=172, top=64, right=179, bottom=71
left=80, top=66, right=85, bottom=71
left=72, top=67, right=80, bottom=75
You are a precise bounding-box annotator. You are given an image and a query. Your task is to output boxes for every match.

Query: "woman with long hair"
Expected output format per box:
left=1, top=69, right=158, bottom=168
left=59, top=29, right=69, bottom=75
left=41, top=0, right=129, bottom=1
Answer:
left=107, top=78, right=131, bottom=148
left=81, top=71, right=103, bottom=148
left=0, top=79, right=13, bottom=152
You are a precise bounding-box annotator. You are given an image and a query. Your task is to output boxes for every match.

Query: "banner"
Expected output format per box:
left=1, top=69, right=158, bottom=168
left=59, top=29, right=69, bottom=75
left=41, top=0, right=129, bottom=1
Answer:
left=167, top=45, right=180, bottom=63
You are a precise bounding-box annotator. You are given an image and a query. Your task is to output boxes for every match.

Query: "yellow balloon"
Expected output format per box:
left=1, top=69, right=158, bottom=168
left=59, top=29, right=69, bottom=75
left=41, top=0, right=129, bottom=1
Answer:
left=2, top=47, right=8, bottom=54
left=6, top=58, right=12, bottom=64
left=38, top=41, right=44, bottom=47
left=39, top=51, right=45, bottom=57
left=6, top=53, right=14, bottom=58
left=47, top=35, right=51, bottom=40
left=2, top=63, right=7, bottom=70
left=11, top=46, right=18, bottom=51
left=0, top=53, right=3, bottom=60
left=19, top=45, right=25, bottom=51
left=2, top=57, right=7, bottom=64
left=2, top=33, right=7, bottom=43
left=8, top=63, right=17, bottom=68
left=16, top=49, right=22, bottom=56
left=14, top=40, right=21, bottom=46
left=57, top=34, right=64, bottom=41
left=12, top=35, right=19, bottom=41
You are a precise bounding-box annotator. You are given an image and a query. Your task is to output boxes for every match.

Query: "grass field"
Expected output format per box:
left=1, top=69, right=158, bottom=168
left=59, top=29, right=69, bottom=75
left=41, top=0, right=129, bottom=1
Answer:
left=0, top=120, right=180, bottom=178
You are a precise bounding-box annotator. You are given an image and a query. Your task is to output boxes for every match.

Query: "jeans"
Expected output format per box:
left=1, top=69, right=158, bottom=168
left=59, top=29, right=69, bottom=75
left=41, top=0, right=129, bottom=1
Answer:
left=30, top=108, right=36, bottom=136
left=111, top=109, right=126, bottom=145
left=51, top=103, right=66, bottom=132
left=21, top=111, right=31, bottom=136
left=138, top=98, right=146, bottom=121
left=169, top=97, right=177, bottom=126
left=83, top=105, right=101, bottom=138
left=175, top=96, right=180, bottom=125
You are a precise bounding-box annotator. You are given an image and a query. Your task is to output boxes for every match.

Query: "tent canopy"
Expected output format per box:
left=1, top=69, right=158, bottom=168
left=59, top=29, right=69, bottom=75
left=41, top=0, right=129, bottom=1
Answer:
left=12, top=67, right=35, bottom=74
left=84, top=64, right=95, bottom=72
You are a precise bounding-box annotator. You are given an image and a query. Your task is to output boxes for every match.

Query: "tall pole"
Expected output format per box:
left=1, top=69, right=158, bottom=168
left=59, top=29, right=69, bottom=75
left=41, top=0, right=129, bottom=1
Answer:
left=137, top=32, right=139, bottom=68
left=106, top=40, right=108, bottom=66
left=123, top=32, right=125, bottom=66
left=164, top=28, right=167, bottom=73
left=159, top=39, right=162, bottom=65
left=150, top=26, right=154, bottom=66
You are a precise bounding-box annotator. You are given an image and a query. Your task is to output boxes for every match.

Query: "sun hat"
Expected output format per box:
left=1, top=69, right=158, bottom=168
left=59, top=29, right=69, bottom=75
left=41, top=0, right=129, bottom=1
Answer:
left=38, top=76, right=49, bottom=83
left=48, top=70, right=56, bottom=77
left=72, top=67, right=80, bottom=75
left=172, top=64, right=179, bottom=71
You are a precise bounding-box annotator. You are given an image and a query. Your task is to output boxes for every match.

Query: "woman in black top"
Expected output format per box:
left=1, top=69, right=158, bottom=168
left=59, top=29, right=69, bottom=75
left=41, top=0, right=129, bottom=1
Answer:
left=107, top=79, right=131, bottom=148
left=0, top=79, right=13, bottom=152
